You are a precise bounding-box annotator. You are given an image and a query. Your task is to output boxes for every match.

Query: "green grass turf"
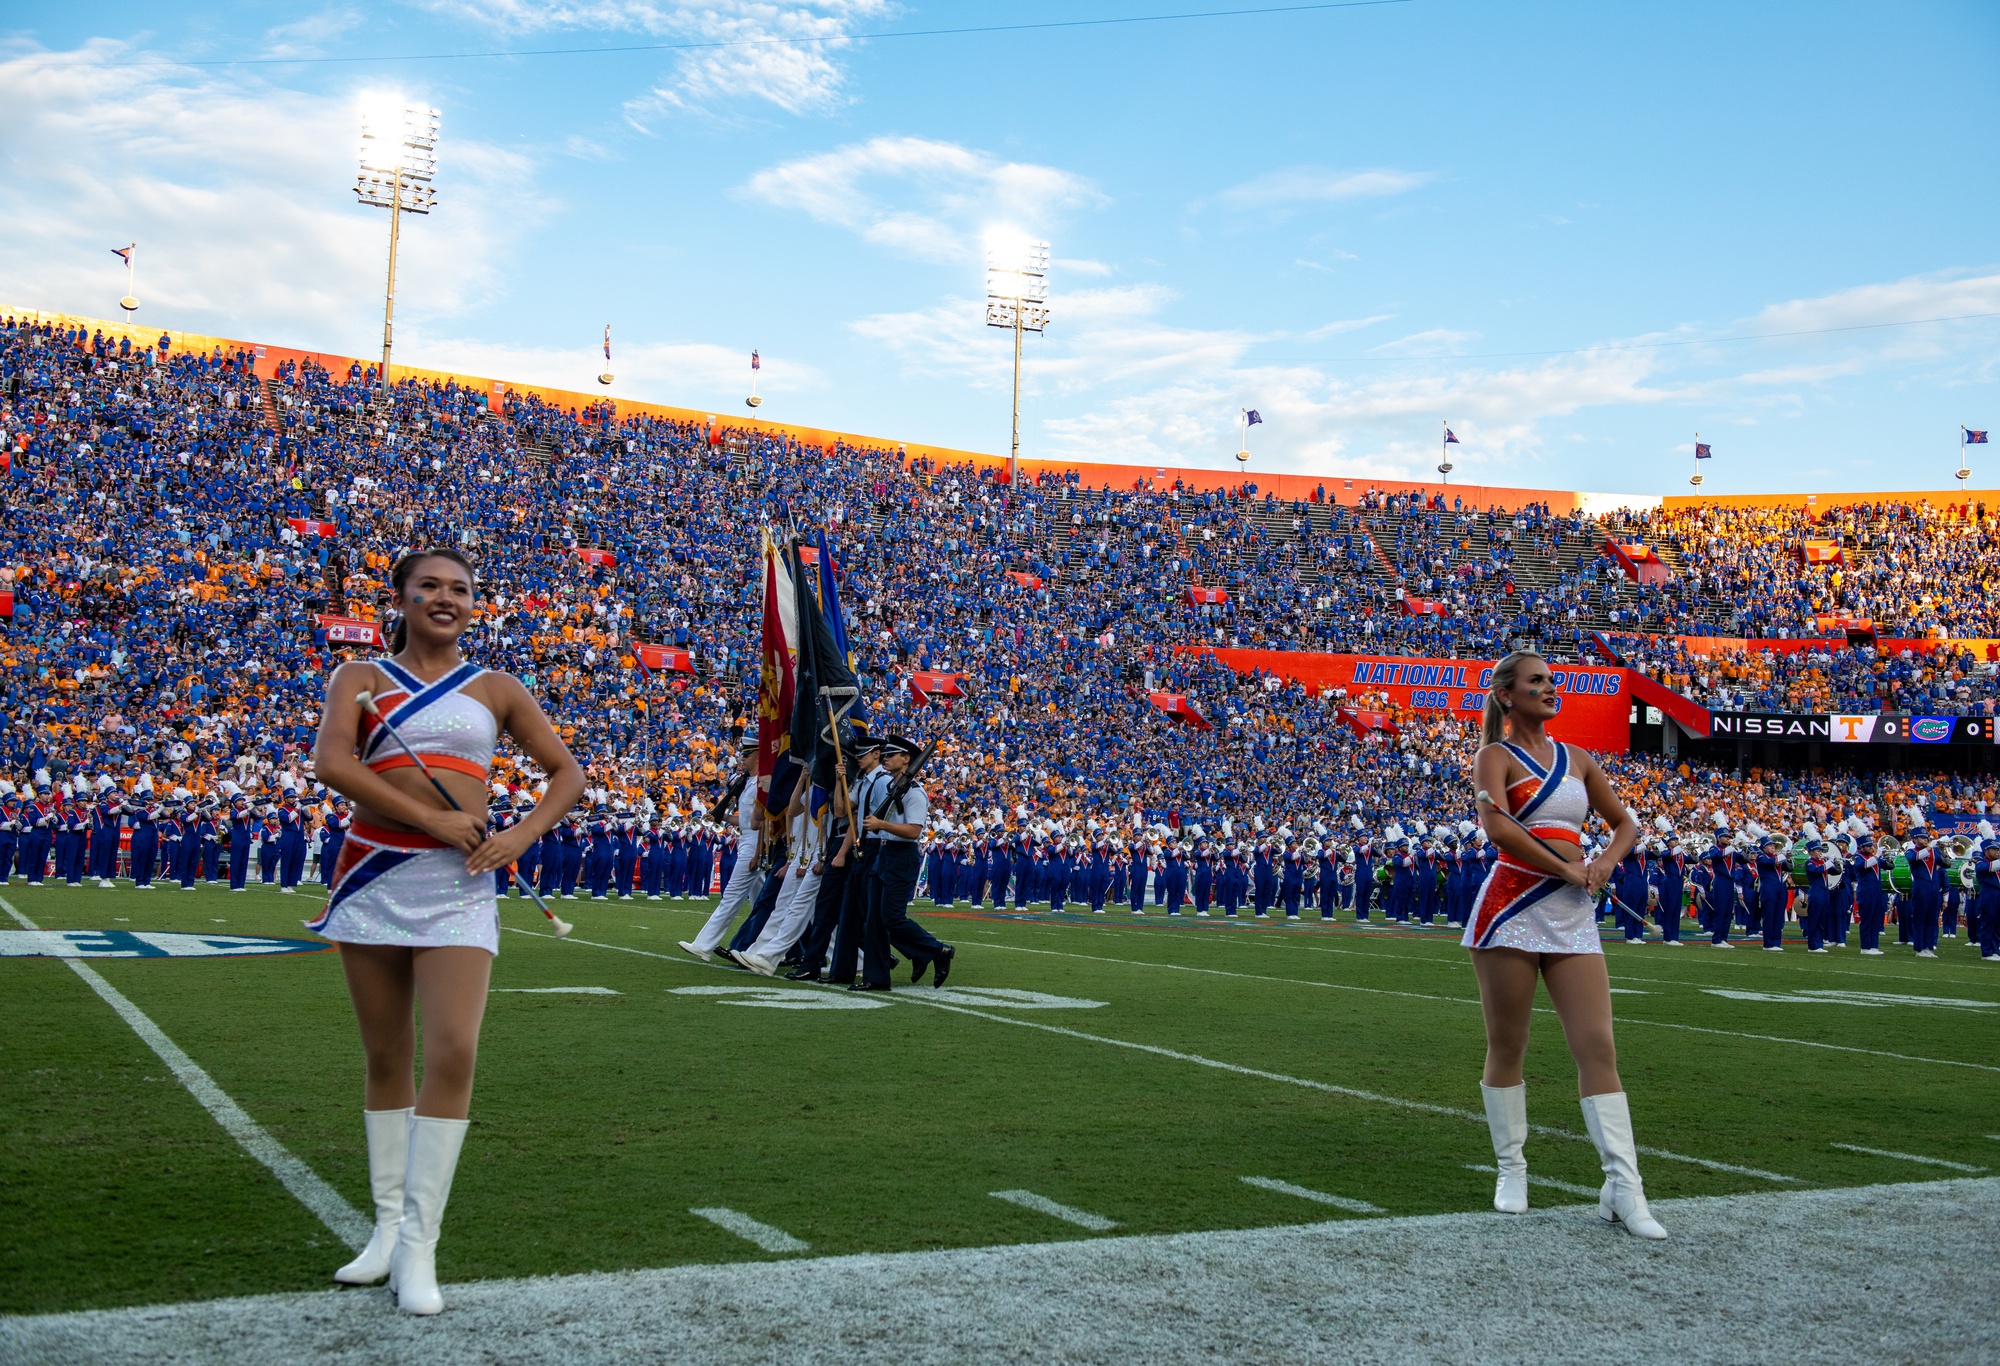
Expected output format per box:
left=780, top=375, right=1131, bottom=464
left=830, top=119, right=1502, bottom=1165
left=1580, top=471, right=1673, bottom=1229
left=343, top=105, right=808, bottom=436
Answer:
left=3, top=878, right=1996, bottom=1316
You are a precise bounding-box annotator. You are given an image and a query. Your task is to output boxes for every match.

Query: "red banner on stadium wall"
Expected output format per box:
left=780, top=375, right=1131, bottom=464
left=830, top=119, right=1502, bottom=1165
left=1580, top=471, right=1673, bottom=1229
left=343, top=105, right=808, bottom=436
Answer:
left=1006, top=571, right=1043, bottom=590
left=635, top=644, right=694, bottom=673
left=1187, top=585, right=1229, bottom=605
left=910, top=671, right=964, bottom=707
left=316, top=614, right=383, bottom=646
left=1147, top=691, right=1212, bottom=730
left=576, top=548, right=617, bottom=567
left=1336, top=707, right=1400, bottom=737
left=287, top=518, right=337, bottom=538
left=1797, top=541, right=1844, bottom=565
left=1603, top=539, right=1670, bottom=586
left=1176, top=647, right=1633, bottom=752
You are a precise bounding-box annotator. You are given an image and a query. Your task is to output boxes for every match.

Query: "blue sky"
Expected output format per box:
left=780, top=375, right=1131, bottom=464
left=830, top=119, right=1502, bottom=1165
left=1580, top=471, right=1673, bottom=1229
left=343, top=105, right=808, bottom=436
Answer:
left=3, top=0, right=1996, bottom=494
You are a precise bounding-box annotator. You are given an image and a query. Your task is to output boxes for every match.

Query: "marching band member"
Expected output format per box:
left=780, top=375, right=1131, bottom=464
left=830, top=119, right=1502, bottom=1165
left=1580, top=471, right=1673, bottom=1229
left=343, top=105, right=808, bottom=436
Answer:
left=310, top=549, right=585, bottom=1315
left=1466, top=650, right=1665, bottom=1239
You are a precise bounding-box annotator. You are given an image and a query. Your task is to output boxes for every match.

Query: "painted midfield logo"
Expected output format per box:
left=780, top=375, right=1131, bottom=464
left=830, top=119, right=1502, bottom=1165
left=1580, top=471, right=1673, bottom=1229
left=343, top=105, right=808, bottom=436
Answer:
left=0, top=930, right=331, bottom=959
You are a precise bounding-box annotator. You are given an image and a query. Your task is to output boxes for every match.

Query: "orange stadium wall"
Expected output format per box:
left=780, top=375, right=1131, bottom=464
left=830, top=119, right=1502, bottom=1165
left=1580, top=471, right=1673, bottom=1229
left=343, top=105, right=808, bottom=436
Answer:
left=1179, top=647, right=1633, bottom=753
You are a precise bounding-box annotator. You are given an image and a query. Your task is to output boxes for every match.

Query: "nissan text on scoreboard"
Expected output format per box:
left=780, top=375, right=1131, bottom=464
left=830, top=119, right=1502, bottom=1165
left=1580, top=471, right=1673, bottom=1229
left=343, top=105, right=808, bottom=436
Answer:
left=1706, top=712, right=2000, bottom=744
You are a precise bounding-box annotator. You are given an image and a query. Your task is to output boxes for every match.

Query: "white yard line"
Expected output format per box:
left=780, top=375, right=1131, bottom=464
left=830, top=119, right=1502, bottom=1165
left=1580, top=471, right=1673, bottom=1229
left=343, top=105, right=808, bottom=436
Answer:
left=990, top=1190, right=1119, bottom=1231
left=510, top=926, right=1801, bottom=1185
left=977, top=940, right=2000, bottom=1075
left=1463, top=1164, right=1603, bottom=1199
left=689, top=1207, right=810, bottom=1253
left=1240, top=1176, right=1383, bottom=1213
left=1831, top=1143, right=1987, bottom=1173
left=493, top=987, right=621, bottom=995
left=895, top=995, right=1800, bottom=1184
left=0, top=894, right=370, bottom=1251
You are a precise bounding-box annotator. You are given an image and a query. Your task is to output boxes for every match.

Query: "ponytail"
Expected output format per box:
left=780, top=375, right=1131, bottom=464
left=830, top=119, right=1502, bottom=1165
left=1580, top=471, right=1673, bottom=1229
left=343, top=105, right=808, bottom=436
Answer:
left=1481, top=649, right=1540, bottom=747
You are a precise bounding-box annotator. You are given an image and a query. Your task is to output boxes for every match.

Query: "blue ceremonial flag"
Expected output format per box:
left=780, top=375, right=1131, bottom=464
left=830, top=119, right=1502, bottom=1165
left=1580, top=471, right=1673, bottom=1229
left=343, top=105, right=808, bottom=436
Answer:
left=751, top=349, right=761, bottom=372
left=1966, top=428, right=1989, bottom=445
left=110, top=245, right=133, bottom=266
left=814, top=528, right=868, bottom=732
left=1443, top=427, right=1460, bottom=445
left=602, top=325, right=611, bottom=361
left=1695, top=442, right=1713, bottom=459
left=1244, top=409, right=1262, bottom=427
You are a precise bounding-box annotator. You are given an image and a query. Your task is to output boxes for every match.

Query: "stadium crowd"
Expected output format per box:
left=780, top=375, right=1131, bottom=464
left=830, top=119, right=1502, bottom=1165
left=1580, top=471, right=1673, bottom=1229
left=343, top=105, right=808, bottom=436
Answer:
left=2, top=314, right=1995, bottom=948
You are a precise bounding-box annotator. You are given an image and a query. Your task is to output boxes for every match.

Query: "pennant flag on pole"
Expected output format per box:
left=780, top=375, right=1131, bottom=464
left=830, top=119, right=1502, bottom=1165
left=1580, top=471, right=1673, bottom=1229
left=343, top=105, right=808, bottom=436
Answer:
left=751, top=349, right=761, bottom=372
left=1966, top=428, right=1989, bottom=445
left=1695, top=442, right=1713, bottom=459
left=1442, top=426, right=1459, bottom=445
left=110, top=245, right=134, bottom=266
left=1244, top=409, right=1262, bottom=427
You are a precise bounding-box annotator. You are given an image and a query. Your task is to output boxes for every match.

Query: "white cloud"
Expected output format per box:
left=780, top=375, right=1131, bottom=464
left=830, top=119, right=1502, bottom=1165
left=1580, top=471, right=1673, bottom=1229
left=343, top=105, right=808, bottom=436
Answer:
left=400, top=329, right=822, bottom=409
left=848, top=266, right=2000, bottom=484
left=1204, top=166, right=1432, bottom=214
left=1369, top=327, right=1478, bottom=357
left=1297, top=314, right=1394, bottom=340
left=740, top=136, right=1102, bottom=262
left=1744, top=268, right=2000, bottom=336
left=424, top=0, right=895, bottom=118
left=0, top=41, right=548, bottom=351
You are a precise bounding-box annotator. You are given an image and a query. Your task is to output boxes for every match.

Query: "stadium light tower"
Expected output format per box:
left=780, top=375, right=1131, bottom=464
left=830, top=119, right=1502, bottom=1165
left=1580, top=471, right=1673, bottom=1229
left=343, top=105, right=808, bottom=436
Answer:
left=354, top=100, right=438, bottom=405
left=986, top=239, right=1050, bottom=485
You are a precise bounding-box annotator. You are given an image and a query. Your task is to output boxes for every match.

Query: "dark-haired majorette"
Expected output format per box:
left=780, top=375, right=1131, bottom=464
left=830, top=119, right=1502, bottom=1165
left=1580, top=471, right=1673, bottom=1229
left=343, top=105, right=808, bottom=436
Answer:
left=309, top=549, right=587, bottom=1313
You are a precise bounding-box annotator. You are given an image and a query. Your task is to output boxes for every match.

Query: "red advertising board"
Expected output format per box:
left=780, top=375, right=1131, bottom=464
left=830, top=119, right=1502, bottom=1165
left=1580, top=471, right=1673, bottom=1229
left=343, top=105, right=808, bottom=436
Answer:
left=1178, top=647, right=1634, bottom=753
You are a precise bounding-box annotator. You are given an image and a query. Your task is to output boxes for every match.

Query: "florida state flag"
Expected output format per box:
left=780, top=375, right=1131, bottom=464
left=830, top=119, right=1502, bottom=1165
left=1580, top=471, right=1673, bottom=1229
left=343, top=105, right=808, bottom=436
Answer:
left=288, top=518, right=338, bottom=538
left=1186, top=585, right=1229, bottom=605
left=576, top=548, right=618, bottom=567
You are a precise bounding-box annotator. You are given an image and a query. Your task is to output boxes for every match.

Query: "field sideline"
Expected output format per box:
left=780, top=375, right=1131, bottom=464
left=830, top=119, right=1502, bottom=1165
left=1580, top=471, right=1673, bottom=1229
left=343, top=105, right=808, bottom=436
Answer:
left=3, top=877, right=1996, bottom=1347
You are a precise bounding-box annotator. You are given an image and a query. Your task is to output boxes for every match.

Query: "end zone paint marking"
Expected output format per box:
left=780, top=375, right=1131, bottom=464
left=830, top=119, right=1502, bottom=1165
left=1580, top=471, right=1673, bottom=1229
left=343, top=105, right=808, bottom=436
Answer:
left=1831, top=1143, right=1987, bottom=1173
left=1240, top=1176, right=1383, bottom=1214
left=0, top=894, right=370, bottom=1251
left=990, top=1190, right=1119, bottom=1231
left=689, top=1207, right=810, bottom=1253
left=1464, top=1164, right=1602, bottom=1199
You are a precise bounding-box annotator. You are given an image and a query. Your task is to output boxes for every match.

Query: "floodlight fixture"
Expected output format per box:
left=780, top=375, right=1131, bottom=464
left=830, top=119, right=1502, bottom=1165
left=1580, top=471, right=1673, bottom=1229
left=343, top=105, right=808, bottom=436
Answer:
left=986, top=239, right=1050, bottom=484
left=354, top=100, right=439, bottom=405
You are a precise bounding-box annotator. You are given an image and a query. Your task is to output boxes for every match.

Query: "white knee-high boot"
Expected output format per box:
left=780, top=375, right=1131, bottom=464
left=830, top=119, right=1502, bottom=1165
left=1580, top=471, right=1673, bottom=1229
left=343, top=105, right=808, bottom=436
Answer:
left=1580, top=1091, right=1667, bottom=1239
left=334, top=1107, right=412, bottom=1285
left=390, top=1115, right=470, bottom=1315
left=1481, top=1083, right=1529, bottom=1213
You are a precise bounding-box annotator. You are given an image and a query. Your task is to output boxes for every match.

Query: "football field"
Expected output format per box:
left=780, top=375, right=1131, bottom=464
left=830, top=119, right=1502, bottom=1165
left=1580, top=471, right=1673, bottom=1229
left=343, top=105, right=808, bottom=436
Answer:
left=3, top=877, right=1997, bottom=1357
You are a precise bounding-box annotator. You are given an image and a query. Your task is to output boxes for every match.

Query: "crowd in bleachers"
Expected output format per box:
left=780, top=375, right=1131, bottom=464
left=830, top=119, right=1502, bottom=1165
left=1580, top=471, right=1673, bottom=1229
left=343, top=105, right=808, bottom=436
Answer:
left=2, top=313, right=1994, bottom=865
